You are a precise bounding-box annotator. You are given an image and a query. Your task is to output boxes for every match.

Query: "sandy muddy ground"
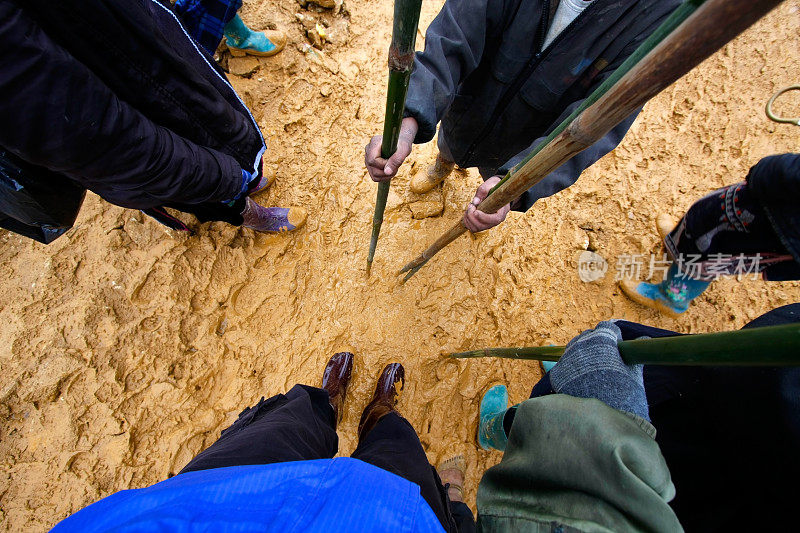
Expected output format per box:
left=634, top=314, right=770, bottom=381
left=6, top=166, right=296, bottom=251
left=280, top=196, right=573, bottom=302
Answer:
left=1, top=0, right=799, bottom=530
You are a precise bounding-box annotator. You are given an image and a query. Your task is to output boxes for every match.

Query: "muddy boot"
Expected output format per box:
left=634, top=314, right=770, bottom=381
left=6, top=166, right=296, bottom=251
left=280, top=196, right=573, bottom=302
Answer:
left=478, top=385, right=509, bottom=451
left=310, top=0, right=337, bottom=8
left=224, top=14, right=287, bottom=57
left=541, top=360, right=557, bottom=373
left=437, top=455, right=466, bottom=503
left=241, top=197, right=307, bottom=233
left=250, top=173, right=275, bottom=195
left=322, top=351, right=354, bottom=425
left=358, top=363, right=405, bottom=441
left=619, top=263, right=711, bottom=318
left=410, top=153, right=455, bottom=194
left=656, top=213, right=676, bottom=241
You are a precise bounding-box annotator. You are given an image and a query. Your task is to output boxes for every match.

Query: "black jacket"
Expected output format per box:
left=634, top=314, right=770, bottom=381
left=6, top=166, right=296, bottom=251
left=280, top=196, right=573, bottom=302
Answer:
left=0, top=0, right=263, bottom=211
left=748, top=153, right=800, bottom=279
left=404, top=0, right=681, bottom=211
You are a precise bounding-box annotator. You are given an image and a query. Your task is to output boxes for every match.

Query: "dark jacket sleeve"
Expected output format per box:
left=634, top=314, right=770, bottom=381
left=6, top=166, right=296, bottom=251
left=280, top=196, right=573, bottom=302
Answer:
left=0, top=3, right=244, bottom=210
left=403, top=0, right=504, bottom=144
left=502, top=16, right=669, bottom=213
left=746, top=153, right=800, bottom=265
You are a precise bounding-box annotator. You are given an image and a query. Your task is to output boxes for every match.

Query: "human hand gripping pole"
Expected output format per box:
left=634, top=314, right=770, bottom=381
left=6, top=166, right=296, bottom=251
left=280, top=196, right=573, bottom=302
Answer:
left=463, top=176, right=511, bottom=233
left=549, top=321, right=649, bottom=421
left=366, top=0, right=423, bottom=277
left=398, top=0, right=783, bottom=282
left=365, top=117, right=418, bottom=182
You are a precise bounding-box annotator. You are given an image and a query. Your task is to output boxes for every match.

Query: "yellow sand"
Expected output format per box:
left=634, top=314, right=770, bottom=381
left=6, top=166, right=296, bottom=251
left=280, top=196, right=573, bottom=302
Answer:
left=1, top=1, right=799, bottom=529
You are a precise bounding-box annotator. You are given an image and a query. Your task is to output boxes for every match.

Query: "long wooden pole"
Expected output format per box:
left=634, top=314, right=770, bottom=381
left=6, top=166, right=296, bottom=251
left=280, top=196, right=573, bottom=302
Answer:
left=449, top=323, right=800, bottom=366
left=399, top=0, right=783, bottom=281
left=367, top=0, right=423, bottom=277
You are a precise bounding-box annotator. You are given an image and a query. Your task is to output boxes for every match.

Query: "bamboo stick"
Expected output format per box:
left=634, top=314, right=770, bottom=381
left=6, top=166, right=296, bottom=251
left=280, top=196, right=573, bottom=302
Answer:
left=449, top=323, right=800, bottom=366
left=367, top=0, right=423, bottom=277
left=399, top=0, right=782, bottom=280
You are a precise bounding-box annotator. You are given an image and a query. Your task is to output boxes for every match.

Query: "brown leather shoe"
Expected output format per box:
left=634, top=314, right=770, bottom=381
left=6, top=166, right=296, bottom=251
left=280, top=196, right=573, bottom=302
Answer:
left=322, top=351, right=354, bottom=424
left=358, top=363, right=405, bottom=441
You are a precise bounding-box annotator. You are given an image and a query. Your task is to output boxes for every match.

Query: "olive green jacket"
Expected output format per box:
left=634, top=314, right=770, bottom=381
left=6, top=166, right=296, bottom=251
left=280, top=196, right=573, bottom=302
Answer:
left=477, top=395, right=683, bottom=532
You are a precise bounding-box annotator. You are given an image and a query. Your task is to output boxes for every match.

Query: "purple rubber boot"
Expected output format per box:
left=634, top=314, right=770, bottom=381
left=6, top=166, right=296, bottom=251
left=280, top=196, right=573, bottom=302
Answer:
left=241, top=198, right=307, bottom=233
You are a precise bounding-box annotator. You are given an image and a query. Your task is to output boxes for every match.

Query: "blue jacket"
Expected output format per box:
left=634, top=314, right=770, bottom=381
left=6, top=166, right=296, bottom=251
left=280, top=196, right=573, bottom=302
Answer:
left=404, top=0, right=681, bottom=211
left=52, top=458, right=444, bottom=533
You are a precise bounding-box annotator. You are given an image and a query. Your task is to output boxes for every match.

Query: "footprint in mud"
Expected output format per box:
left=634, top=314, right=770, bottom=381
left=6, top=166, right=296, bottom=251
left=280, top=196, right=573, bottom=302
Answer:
left=229, top=282, right=268, bottom=318
left=169, top=432, right=208, bottom=475
left=207, top=248, right=248, bottom=304
left=179, top=315, right=203, bottom=345
left=190, top=292, right=218, bottom=316
left=22, top=354, right=81, bottom=403
left=131, top=263, right=171, bottom=308
left=140, top=315, right=162, bottom=333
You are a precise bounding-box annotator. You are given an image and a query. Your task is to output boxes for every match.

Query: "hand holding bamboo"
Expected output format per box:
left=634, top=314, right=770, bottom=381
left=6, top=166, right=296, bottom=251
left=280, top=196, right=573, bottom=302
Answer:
left=366, top=0, right=423, bottom=277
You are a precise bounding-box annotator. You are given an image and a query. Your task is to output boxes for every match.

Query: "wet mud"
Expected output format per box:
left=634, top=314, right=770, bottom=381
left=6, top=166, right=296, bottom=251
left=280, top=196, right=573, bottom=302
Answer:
left=0, top=1, right=799, bottom=529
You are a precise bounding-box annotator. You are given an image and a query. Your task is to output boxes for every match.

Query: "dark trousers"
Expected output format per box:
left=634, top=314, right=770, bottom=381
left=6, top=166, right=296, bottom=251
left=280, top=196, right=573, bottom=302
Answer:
left=179, top=385, right=475, bottom=533
left=524, top=304, right=800, bottom=531
left=622, top=305, right=800, bottom=532
left=665, top=181, right=800, bottom=280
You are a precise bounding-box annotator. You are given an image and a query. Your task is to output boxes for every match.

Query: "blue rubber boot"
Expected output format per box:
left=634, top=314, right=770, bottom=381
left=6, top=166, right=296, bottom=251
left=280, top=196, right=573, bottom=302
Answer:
left=224, top=14, right=286, bottom=57
left=620, top=263, right=711, bottom=317
left=542, top=361, right=557, bottom=373
left=478, top=385, right=509, bottom=451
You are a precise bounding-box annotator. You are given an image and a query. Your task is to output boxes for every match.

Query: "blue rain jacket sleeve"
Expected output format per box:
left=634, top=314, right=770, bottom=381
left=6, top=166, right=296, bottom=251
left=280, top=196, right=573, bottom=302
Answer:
left=51, top=458, right=445, bottom=533
left=0, top=2, right=244, bottom=210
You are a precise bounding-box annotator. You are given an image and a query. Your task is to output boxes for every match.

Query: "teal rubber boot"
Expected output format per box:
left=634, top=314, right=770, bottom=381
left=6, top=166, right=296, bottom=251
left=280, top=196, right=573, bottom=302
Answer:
left=478, top=385, right=509, bottom=451
left=620, top=263, right=711, bottom=317
left=224, top=14, right=286, bottom=57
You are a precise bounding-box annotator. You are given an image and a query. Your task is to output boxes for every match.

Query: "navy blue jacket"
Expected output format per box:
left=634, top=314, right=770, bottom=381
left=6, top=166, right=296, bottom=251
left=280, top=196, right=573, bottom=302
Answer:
left=0, top=0, right=263, bottom=211
left=748, top=153, right=800, bottom=278
left=404, top=0, right=681, bottom=211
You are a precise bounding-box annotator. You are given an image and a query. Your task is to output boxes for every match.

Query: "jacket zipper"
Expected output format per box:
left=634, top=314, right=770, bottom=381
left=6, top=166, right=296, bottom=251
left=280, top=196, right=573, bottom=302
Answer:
left=461, top=0, right=599, bottom=165
left=149, top=0, right=267, bottom=177
left=536, top=0, right=551, bottom=54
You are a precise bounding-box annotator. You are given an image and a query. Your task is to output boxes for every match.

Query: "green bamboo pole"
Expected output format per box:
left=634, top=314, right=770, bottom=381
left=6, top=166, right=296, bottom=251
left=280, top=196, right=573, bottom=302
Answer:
left=366, top=0, right=423, bottom=277
left=399, top=0, right=782, bottom=281
left=449, top=323, right=800, bottom=366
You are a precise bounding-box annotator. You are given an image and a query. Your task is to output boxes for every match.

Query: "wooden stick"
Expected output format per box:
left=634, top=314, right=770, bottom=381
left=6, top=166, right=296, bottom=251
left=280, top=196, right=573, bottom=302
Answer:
left=449, top=323, right=800, bottom=366
left=399, top=0, right=782, bottom=279
left=367, top=0, right=423, bottom=277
